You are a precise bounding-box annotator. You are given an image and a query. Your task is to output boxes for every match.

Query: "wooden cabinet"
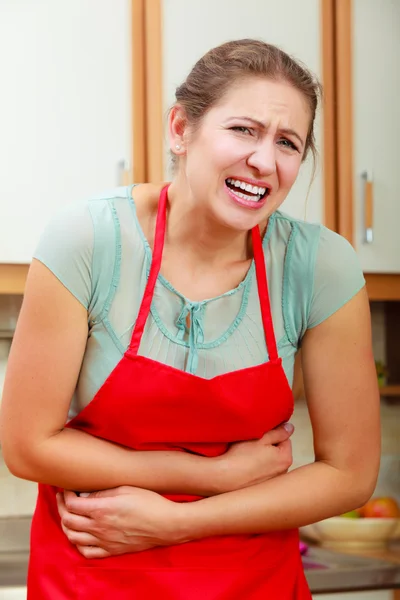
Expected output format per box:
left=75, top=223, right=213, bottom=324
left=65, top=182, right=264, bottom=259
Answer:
left=351, top=0, right=400, bottom=273
left=2, top=0, right=400, bottom=299
left=0, top=0, right=132, bottom=264
left=335, top=0, right=400, bottom=285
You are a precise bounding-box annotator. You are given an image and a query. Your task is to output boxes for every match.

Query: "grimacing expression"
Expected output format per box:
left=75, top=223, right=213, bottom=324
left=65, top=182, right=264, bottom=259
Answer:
left=174, top=77, right=312, bottom=232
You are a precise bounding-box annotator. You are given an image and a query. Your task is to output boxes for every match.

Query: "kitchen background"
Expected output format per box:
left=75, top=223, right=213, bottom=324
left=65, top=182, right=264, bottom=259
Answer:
left=0, top=0, right=399, bottom=599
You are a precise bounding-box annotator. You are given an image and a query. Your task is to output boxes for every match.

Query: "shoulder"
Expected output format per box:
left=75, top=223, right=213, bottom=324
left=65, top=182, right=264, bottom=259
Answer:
left=269, top=211, right=322, bottom=284
left=85, top=185, right=134, bottom=222
left=36, top=185, right=133, bottom=237
left=314, top=224, right=362, bottom=272
left=32, top=185, right=138, bottom=311
left=270, top=211, right=365, bottom=340
left=272, top=210, right=359, bottom=269
left=271, top=210, right=322, bottom=257
left=272, top=210, right=322, bottom=239
left=34, top=185, right=135, bottom=268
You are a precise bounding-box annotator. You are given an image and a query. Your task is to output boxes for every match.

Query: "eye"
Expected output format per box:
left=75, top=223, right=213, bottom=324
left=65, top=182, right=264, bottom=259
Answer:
left=230, top=126, right=253, bottom=136
left=277, top=138, right=299, bottom=152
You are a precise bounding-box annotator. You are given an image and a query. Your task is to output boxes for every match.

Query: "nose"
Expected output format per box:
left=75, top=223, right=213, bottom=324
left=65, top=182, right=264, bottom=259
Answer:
left=246, top=137, right=276, bottom=176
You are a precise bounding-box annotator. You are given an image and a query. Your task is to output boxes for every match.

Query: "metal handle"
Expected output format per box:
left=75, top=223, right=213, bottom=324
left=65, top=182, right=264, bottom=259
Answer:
left=117, top=159, right=131, bottom=186
left=362, top=171, right=374, bottom=244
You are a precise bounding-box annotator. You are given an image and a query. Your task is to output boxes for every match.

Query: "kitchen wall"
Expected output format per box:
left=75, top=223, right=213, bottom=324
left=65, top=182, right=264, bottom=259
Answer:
left=292, top=303, right=399, bottom=504
left=0, top=298, right=399, bottom=516
left=0, top=296, right=39, bottom=517
left=292, top=302, right=400, bottom=506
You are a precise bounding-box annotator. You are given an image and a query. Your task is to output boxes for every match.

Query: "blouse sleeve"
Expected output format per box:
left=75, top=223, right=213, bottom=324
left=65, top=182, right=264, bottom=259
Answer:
left=33, top=202, right=94, bottom=310
left=307, top=226, right=366, bottom=329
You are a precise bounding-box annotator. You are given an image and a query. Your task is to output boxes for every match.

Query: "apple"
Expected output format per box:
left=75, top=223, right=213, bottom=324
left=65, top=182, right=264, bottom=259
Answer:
left=359, top=497, right=400, bottom=519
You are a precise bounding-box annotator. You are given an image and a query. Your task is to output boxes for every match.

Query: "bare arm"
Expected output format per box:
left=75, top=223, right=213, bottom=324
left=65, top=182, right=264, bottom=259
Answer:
left=172, top=287, right=381, bottom=539
left=57, top=287, right=381, bottom=559
left=0, top=260, right=291, bottom=496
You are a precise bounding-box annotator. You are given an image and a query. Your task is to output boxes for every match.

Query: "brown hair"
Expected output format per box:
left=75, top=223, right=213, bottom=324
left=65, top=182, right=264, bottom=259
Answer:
left=174, top=39, right=322, bottom=164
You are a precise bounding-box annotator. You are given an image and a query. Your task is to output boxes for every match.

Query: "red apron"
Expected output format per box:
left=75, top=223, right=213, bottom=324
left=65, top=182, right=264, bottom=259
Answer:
left=27, top=185, right=311, bottom=599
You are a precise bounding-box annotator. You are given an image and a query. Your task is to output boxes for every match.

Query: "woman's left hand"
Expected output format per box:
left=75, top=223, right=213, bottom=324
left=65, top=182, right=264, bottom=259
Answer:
left=57, top=486, right=187, bottom=559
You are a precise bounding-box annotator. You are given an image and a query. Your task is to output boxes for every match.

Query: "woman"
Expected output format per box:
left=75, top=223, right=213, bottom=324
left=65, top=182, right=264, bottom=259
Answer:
left=0, top=39, right=380, bottom=599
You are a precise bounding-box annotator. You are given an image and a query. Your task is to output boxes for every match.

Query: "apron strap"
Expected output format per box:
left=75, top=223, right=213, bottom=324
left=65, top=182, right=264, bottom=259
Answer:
left=128, top=185, right=169, bottom=355
left=251, top=225, right=279, bottom=362
left=129, top=184, right=278, bottom=363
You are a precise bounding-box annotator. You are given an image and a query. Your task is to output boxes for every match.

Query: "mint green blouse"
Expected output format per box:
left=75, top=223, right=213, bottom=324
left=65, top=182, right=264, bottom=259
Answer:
left=34, top=185, right=365, bottom=419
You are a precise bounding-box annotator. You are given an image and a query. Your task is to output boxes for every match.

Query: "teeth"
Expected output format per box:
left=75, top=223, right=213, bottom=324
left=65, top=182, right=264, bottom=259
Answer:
left=226, top=178, right=268, bottom=198
left=232, top=190, right=261, bottom=202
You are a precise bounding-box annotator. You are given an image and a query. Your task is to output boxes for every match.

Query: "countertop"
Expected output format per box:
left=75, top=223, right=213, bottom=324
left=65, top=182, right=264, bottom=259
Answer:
left=303, top=543, right=400, bottom=594
left=1, top=547, right=399, bottom=594
left=334, top=543, right=400, bottom=565
left=0, top=552, right=28, bottom=588
left=1, top=517, right=399, bottom=594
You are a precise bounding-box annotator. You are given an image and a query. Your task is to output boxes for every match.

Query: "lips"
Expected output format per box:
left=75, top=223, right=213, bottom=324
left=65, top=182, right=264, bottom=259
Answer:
left=225, top=177, right=271, bottom=203
left=224, top=182, right=269, bottom=210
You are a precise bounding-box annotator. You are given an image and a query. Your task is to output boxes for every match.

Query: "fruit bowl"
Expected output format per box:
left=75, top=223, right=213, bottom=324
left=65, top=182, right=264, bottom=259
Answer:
left=300, top=516, right=400, bottom=549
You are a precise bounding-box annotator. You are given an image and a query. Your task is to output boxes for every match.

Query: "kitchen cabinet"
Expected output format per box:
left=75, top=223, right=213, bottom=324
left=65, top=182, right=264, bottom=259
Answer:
left=336, top=0, right=400, bottom=275
left=148, top=0, right=400, bottom=285
left=148, top=0, right=325, bottom=224
left=2, top=0, right=400, bottom=297
left=331, top=0, right=400, bottom=395
left=0, top=0, right=132, bottom=264
left=351, top=0, right=400, bottom=273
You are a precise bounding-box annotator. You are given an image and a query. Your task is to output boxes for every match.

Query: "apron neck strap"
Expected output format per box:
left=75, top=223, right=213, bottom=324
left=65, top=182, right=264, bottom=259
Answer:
left=251, top=225, right=278, bottom=362
left=128, top=184, right=168, bottom=354
left=129, top=184, right=278, bottom=362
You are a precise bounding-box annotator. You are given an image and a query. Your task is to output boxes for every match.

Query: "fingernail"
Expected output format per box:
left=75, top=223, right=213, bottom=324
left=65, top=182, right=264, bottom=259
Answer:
left=283, top=422, right=294, bottom=433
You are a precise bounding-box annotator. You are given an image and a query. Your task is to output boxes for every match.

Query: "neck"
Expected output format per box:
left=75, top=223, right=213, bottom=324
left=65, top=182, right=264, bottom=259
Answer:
left=166, top=180, right=253, bottom=265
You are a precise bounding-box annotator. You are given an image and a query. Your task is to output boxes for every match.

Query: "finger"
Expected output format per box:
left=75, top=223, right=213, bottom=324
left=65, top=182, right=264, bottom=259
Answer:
left=57, top=494, right=94, bottom=531
left=80, top=487, right=129, bottom=499
left=277, top=439, right=293, bottom=470
left=261, top=423, right=294, bottom=445
left=77, top=545, right=111, bottom=559
left=277, top=438, right=293, bottom=457
left=277, top=438, right=292, bottom=450
left=63, top=490, right=103, bottom=517
left=61, top=523, right=100, bottom=547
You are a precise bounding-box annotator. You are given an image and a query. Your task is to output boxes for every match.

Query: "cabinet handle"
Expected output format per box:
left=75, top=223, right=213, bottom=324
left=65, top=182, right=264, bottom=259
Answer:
left=362, top=171, right=374, bottom=244
left=117, top=159, right=131, bottom=186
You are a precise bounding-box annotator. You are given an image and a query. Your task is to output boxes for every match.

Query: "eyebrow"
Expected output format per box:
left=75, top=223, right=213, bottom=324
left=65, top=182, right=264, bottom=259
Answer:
left=228, top=117, right=305, bottom=148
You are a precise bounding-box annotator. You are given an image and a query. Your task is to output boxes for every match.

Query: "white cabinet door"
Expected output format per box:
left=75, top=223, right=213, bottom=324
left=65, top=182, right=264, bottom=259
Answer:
left=353, top=0, right=400, bottom=272
left=161, top=0, right=324, bottom=223
left=0, top=0, right=132, bottom=264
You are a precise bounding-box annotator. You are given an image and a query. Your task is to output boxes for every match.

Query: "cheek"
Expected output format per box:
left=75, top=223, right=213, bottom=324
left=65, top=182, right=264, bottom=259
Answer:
left=201, top=133, right=249, bottom=167
left=277, top=157, right=302, bottom=190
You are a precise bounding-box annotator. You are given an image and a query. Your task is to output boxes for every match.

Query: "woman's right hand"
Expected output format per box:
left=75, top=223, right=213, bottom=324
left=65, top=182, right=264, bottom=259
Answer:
left=214, top=423, right=294, bottom=494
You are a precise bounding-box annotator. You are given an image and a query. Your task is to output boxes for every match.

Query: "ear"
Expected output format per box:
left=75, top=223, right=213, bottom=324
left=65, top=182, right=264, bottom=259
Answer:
left=168, top=104, right=189, bottom=155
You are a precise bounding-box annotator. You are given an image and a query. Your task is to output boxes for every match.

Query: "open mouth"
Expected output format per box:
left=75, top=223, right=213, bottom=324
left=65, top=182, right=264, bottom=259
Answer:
left=225, top=178, right=270, bottom=203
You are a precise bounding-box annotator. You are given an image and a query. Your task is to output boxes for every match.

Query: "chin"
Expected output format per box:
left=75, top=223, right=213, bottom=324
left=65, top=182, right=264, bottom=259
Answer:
left=213, top=207, right=263, bottom=233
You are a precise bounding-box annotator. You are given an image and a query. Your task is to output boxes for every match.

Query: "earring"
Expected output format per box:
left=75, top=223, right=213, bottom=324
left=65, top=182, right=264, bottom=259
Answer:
left=175, top=144, right=181, bottom=151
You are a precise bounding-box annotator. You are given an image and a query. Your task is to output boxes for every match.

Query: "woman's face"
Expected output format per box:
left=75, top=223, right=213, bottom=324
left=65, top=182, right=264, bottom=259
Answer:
left=172, top=77, right=312, bottom=232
